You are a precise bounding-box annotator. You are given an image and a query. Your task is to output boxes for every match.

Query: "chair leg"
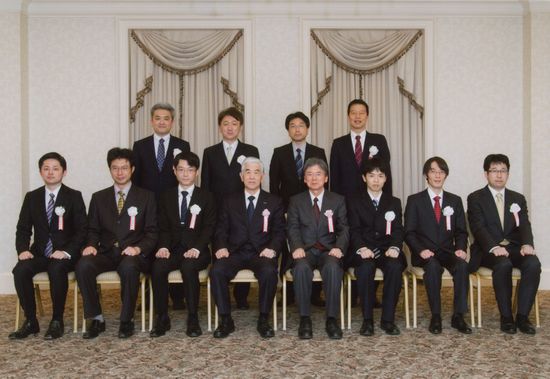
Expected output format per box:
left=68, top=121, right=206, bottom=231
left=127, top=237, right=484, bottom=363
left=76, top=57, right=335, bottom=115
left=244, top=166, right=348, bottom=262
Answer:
left=273, top=292, right=277, bottom=332
left=141, top=277, right=146, bottom=332
left=282, top=277, right=287, bottom=331
left=214, top=306, right=218, bottom=329
left=73, top=283, right=78, bottom=333
left=469, top=274, right=475, bottom=327
left=340, top=284, right=344, bottom=330
left=347, top=275, right=352, bottom=330
left=535, top=293, right=540, bottom=328
left=476, top=274, right=482, bottom=328
left=15, top=298, right=21, bottom=331
left=148, top=278, right=153, bottom=332
left=412, top=273, right=417, bottom=328
left=511, top=279, right=518, bottom=315
left=35, top=284, right=44, bottom=317
left=207, top=278, right=212, bottom=332
left=403, top=273, right=410, bottom=329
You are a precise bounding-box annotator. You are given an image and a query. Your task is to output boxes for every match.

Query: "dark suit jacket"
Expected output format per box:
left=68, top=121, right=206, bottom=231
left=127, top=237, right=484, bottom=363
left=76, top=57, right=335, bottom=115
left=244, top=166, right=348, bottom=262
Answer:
left=86, top=185, right=158, bottom=258
left=329, top=132, right=392, bottom=196
left=269, top=142, right=327, bottom=210
left=16, top=184, right=87, bottom=259
left=157, top=186, right=216, bottom=262
left=467, top=186, right=534, bottom=271
left=404, top=189, right=468, bottom=267
left=213, top=190, right=286, bottom=257
left=132, top=135, right=191, bottom=198
left=201, top=140, right=259, bottom=205
left=346, top=192, right=404, bottom=267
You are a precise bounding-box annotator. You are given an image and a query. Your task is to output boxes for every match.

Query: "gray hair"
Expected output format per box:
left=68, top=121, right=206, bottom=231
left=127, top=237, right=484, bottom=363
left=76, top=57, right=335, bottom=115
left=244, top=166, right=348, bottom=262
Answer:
left=240, top=157, right=265, bottom=174
left=150, top=103, right=175, bottom=119
left=303, top=157, right=329, bottom=176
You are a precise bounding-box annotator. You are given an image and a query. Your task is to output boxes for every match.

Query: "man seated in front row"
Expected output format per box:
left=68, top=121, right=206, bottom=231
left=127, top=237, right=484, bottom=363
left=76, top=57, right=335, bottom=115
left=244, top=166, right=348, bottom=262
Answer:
left=210, top=157, right=285, bottom=338
left=287, top=158, right=349, bottom=339
left=76, top=148, right=158, bottom=339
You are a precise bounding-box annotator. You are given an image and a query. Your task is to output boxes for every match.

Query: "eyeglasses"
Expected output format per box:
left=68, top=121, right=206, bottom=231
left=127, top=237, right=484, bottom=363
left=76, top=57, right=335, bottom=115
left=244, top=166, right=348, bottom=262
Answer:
left=429, top=169, right=446, bottom=176
left=488, top=169, right=508, bottom=175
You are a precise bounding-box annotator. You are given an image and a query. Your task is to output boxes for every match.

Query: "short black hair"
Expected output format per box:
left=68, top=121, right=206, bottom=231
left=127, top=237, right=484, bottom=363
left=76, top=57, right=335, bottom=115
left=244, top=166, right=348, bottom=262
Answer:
left=361, top=157, right=390, bottom=176
left=150, top=103, right=175, bottom=120
left=218, top=107, right=244, bottom=126
left=347, top=99, right=369, bottom=116
left=303, top=157, right=329, bottom=176
left=107, top=148, right=134, bottom=168
left=173, top=151, right=200, bottom=170
left=39, top=152, right=67, bottom=171
left=285, top=112, right=310, bottom=130
left=423, top=156, right=449, bottom=177
left=483, top=154, right=510, bottom=171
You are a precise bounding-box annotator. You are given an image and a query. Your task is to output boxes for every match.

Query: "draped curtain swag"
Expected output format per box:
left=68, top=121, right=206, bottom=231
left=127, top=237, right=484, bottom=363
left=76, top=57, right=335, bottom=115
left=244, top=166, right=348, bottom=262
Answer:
left=310, top=29, right=425, bottom=201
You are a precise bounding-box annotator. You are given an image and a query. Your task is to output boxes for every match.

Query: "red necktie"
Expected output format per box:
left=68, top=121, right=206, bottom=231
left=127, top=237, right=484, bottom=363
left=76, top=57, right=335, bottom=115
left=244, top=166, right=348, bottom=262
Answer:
left=433, top=195, right=441, bottom=223
left=313, top=197, right=321, bottom=222
left=354, top=135, right=362, bottom=166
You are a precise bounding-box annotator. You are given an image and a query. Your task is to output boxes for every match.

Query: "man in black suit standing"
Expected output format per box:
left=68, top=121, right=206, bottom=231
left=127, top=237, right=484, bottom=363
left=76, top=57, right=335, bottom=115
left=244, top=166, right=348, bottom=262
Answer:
left=287, top=158, right=349, bottom=339
left=468, top=154, right=540, bottom=334
left=10, top=152, right=87, bottom=340
left=132, top=103, right=190, bottom=309
left=347, top=158, right=405, bottom=336
left=76, top=148, right=158, bottom=339
left=404, top=156, right=471, bottom=335
left=150, top=151, right=216, bottom=338
left=210, top=157, right=285, bottom=338
left=202, top=107, right=260, bottom=309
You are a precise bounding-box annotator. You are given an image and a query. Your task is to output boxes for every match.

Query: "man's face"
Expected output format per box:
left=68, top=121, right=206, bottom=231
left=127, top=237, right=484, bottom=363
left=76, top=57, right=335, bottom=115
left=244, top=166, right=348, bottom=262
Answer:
left=240, top=162, right=263, bottom=192
left=348, top=103, right=368, bottom=132
left=110, top=158, right=134, bottom=187
left=287, top=117, right=308, bottom=143
left=485, top=162, right=509, bottom=191
left=304, top=164, right=328, bottom=192
left=426, top=161, right=447, bottom=191
left=173, top=160, right=198, bottom=188
left=151, top=109, right=174, bottom=136
left=40, top=159, right=66, bottom=187
left=219, top=115, right=242, bottom=142
left=363, top=169, right=387, bottom=193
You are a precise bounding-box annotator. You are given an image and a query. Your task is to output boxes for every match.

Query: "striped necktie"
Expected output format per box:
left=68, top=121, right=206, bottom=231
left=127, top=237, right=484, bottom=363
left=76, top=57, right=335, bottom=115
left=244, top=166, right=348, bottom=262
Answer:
left=44, top=193, right=55, bottom=257
left=117, top=191, right=125, bottom=214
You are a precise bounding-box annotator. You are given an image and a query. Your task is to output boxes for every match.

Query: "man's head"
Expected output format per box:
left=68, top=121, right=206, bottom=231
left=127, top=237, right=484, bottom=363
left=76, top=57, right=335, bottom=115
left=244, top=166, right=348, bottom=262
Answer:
left=285, top=111, right=310, bottom=144
left=150, top=103, right=175, bottom=136
left=303, top=158, right=329, bottom=193
left=218, top=107, right=243, bottom=143
left=107, top=148, right=135, bottom=187
left=173, top=151, right=200, bottom=188
left=423, top=156, right=449, bottom=191
left=361, top=157, right=389, bottom=193
left=39, top=152, right=67, bottom=187
left=483, top=154, right=510, bottom=191
left=240, top=157, right=264, bottom=193
left=347, top=99, right=369, bottom=133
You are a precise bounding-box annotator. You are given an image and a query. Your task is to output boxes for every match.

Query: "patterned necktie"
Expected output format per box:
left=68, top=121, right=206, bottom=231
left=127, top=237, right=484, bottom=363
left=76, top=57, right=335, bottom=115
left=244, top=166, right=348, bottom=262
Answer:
left=313, top=197, right=321, bottom=222
left=496, top=192, right=505, bottom=228
left=433, top=195, right=441, bottom=223
left=247, top=195, right=255, bottom=222
left=354, top=135, right=363, bottom=166
left=372, top=198, right=378, bottom=210
left=117, top=191, right=125, bottom=214
left=157, top=138, right=166, bottom=171
left=295, top=148, right=303, bottom=179
left=180, top=190, right=188, bottom=224
left=44, top=193, right=55, bottom=257
left=226, top=145, right=233, bottom=164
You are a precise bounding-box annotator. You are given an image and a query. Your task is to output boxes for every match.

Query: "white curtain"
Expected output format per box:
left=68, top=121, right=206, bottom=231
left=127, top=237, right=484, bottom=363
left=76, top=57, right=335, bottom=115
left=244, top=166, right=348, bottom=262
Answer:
left=129, top=29, right=244, bottom=155
left=310, top=29, right=424, bottom=201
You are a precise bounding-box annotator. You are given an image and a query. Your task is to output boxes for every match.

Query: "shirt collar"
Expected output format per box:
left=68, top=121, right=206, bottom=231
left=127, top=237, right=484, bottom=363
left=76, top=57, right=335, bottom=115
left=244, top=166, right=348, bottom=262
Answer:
left=367, top=190, right=382, bottom=203
left=114, top=183, right=132, bottom=196
left=309, top=190, right=325, bottom=205
left=154, top=133, right=171, bottom=144
left=179, top=184, right=195, bottom=197
left=351, top=130, right=366, bottom=141
left=223, top=140, right=239, bottom=150
left=292, top=142, right=306, bottom=152
left=45, top=185, right=62, bottom=198
left=427, top=187, right=443, bottom=202
left=244, top=189, right=260, bottom=199
left=488, top=185, right=505, bottom=199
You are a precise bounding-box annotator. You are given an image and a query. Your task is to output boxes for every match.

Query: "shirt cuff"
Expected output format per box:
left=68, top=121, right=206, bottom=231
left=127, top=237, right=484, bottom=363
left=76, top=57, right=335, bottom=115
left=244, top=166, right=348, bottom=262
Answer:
left=62, top=251, right=71, bottom=259
left=191, top=248, right=200, bottom=256
left=489, top=246, right=500, bottom=254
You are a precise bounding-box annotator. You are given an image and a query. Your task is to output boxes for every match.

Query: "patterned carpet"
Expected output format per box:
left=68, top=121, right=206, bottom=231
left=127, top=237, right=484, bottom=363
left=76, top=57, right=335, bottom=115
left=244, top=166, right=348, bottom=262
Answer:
left=0, top=284, right=548, bottom=378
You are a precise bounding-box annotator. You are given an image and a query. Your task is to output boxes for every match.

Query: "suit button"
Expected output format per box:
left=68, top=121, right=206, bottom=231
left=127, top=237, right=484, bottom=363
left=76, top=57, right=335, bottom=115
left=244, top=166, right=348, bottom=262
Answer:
left=117, top=221, right=120, bottom=224
left=375, top=232, right=380, bottom=237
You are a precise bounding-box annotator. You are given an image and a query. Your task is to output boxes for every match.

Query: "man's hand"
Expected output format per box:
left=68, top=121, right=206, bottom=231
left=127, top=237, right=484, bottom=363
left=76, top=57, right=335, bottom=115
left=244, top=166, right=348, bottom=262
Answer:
left=82, top=246, right=97, bottom=256
left=454, top=249, right=467, bottom=260
left=358, top=247, right=374, bottom=259
left=259, top=248, right=276, bottom=259
left=292, top=248, right=306, bottom=259
left=385, top=248, right=399, bottom=259
left=520, top=244, right=536, bottom=256
left=122, top=246, right=140, bottom=256
left=328, top=248, right=343, bottom=259
left=215, top=248, right=229, bottom=259
left=492, top=246, right=509, bottom=257
left=18, top=251, right=33, bottom=260
left=420, top=249, right=434, bottom=259
left=50, top=251, right=69, bottom=260
left=183, top=249, right=200, bottom=259
left=156, top=248, right=170, bottom=259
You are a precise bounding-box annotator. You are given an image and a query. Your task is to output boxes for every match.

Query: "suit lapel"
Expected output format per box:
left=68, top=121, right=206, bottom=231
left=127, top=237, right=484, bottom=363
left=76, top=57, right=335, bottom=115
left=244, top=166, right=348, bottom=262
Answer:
left=422, top=190, right=440, bottom=229
left=36, top=187, right=50, bottom=228
left=481, top=186, right=503, bottom=232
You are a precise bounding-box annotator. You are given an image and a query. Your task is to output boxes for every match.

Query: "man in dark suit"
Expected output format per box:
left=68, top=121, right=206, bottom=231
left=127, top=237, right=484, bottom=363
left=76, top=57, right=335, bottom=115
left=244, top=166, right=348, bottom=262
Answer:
left=468, top=154, right=540, bottom=334
left=150, top=151, right=216, bottom=338
left=287, top=158, right=349, bottom=339
left=201, top=107, right=260, bottom=309
left=347, top=158, right=405, bottom=336
left=132, top=103, right=191, bottom=309
left=76, top=148, right=158, bottom=339
left=210, top=157, right=285, bottom=338
left=404, top=156, right=471, bottom=335
left=10, top=152, right=87, bottom=340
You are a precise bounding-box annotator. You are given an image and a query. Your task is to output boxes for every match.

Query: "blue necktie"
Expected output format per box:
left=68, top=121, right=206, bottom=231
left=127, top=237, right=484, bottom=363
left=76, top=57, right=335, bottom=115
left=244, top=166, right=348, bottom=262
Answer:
left=44, top=193, right=55, bottom=257
left=157, top=138, right=165, bottom=171
left=372, top=199, right=378, bottom=210
left=247, top=196, right=255, bottom=222
left=180, top=191, right=188, bottom=224
left=295, top=148, right=303, bottom=179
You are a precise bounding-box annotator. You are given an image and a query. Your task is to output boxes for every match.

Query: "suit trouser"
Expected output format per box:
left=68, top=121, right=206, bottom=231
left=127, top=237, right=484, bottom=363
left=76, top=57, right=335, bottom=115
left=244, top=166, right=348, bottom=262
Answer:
left=419, top=253, right=469, bottom=315
left=13, top=256, right=74, bottom=321
left=481, top=247, right=541, bottom=318
left=75, top=252, right=151, bottom=322
left=293, top=251, right=343, bottom=318
left=210, top=254, right=278, bottom=316
left=151, top=251, right=209, bottom=318
left=352, top=255, right=404, bottom=322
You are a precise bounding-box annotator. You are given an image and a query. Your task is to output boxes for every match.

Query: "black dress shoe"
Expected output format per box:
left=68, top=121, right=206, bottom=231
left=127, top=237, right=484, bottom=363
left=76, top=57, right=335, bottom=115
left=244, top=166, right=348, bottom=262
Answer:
left=325, top=318, right=343, bottom=339
left=44, top=320, right=64, bottom=340
left=359, top=319, right=374, bottom=336
left=118, top=321, right=135, bottom=339
left=451, top=314, right=472, bottom=334
left=516, top=316, right=536, bottom=335
left=500, top=316, right=517, bottom=334
left=213, top=316, right=235, bottom=338
left=298, top=316, right=313, bottom=339
left=257, top=317, right=275, bottom=338
left=380, top=320, right=400, bottom=335
left=429, top=315, right=442, bottom=334
left=150, top=316, right=171, bottom=338
left=83, top=320, right=106, bottom=339
left=9, top=319, right=39, bottom=340
left=186, top=316, right=202, bottom=338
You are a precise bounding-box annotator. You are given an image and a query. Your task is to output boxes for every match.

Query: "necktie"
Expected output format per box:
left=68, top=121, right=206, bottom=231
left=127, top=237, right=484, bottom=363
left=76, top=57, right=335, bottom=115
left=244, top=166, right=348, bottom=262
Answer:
left=496, top=192, right=505, bottom=228
left=433, top=195, right=441, bottom=223
left=180, top=190, right=188, bottom=224
left=117, top=191, right=125, bottom=214
left=226, top=145, right=233, bottom=163
left=157, top=138, right=165, bottom=171
left=247, top=196, right=255, bottom=222
left=354, top=135, right=363, bottom=166
left=313, top=197, right=321, bottom=222
left=372, top=199, right=378, bottom=210
left=295, top=148, right=303, bottom=179
left=44, top=193, right=55, bottom=257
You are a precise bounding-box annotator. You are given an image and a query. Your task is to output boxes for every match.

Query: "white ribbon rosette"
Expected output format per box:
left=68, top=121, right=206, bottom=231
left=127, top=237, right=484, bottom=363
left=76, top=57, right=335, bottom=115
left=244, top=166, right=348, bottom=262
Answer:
left=510, top=203, right=521, bottom=227
left=237, top=155, right=246, bottom=165
left=127, top=206, right=138, bottom=230
left=324, top=210, right=334, bottom=233
left=55, top=206, right=66, bottom=230
left=384, top=211, right=396, bottom=235
left=443, top=206, right=454, bottom=231
left=172, top=148, right=182, bottom=158
left=189, top=204, right=201, bottom=229
left=262, top=209, right=270, bottom=232
left=368, top=145, right=379, bottom=159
